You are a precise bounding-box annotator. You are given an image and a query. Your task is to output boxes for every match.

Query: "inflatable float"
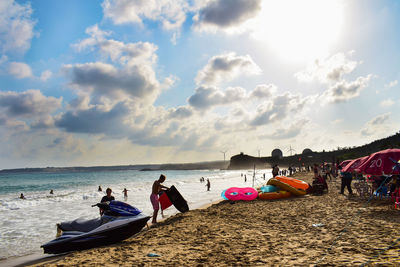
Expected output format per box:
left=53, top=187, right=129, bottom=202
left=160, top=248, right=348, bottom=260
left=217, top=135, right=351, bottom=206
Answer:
left=260, top=185, right=279, bottom=193
left=258, top=190, right=291, bottom=200
left=224, top=187, right=258, bottom=201
left=275, top=176, right=309, bottom=190
left=267, top=178, right=306, bottom=196
left=221, top=189, right=228, bottom=200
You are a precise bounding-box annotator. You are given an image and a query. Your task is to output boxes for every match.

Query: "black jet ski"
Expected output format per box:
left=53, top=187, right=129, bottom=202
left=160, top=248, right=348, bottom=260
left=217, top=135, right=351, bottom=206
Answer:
left=41, top=201, right=150, bottom=254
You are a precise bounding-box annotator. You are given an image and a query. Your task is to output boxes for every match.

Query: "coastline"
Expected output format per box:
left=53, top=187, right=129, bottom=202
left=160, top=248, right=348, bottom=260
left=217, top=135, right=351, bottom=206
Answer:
left=16, top=172, right=400, bottom=266
left=4, top=198, right=224, bottom=267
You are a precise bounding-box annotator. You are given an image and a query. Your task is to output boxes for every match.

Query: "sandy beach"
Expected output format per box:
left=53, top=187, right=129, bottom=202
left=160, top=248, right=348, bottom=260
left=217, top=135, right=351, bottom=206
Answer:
left=28, top=172, right=400, bottom=266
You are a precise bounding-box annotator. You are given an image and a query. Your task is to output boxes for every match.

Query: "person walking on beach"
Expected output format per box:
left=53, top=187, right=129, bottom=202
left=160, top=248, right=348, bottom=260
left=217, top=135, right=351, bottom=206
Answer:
left=206, top=179, right=211, bottom=191
left=340, top=172, right=353, bottom=195
left=122, top=188, right=128, bottom=200
left=150, top=174, right=169, bottom=224
left=272, top=165, right=279, bottom=178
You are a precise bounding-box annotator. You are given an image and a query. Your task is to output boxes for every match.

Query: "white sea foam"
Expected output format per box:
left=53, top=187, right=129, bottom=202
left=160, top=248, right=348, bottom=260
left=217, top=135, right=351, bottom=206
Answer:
left=0, top=169, right=272, bottom=259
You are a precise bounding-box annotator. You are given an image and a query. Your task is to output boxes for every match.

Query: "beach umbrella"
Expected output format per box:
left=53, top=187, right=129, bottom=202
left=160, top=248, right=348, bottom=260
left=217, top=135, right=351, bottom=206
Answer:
left=339, top=159, right=352, bottom=168
left=341, top=156, right=369, bottom=173
left=355, top=149, right=400, bottom=175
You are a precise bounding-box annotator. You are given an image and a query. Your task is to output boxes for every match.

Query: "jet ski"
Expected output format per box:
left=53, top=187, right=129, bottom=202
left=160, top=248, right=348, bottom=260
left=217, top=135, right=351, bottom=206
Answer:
left=41, top=201, right=150, bottom=254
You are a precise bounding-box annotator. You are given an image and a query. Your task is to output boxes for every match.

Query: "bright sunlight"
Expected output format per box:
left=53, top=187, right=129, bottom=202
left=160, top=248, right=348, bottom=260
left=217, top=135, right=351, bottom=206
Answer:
left=250, top=0, right=345, bottom=63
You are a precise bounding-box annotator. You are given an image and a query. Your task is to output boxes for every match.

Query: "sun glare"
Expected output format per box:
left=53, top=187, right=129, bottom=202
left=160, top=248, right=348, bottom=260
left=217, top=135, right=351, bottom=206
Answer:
left=250, top=0, right=344, bottom=63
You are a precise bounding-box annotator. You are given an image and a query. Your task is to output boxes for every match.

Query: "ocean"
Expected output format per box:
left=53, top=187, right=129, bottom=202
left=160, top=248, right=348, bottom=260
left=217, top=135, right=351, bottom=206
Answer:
left=0, top=168, right=272, bottom=260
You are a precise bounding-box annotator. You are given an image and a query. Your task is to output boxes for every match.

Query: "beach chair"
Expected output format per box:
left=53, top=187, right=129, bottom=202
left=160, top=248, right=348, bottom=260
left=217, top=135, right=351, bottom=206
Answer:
left=354, top=181, right=372, bottom=199
left=375, top=184, right=389, bottom=200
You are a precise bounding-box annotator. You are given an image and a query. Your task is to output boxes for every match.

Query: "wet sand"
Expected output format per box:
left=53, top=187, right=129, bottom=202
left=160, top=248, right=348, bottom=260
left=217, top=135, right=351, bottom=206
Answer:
left=29, top=172, right=400, bottom=266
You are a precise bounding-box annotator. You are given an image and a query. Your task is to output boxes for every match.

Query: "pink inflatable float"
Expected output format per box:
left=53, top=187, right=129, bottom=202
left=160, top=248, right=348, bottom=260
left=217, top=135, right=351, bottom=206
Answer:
left=224, top=187, right=258, bottom=201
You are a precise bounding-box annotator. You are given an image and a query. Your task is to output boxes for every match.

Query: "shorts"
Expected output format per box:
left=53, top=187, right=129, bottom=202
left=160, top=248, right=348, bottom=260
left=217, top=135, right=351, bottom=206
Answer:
left=150, top=193, right=159, bottom=210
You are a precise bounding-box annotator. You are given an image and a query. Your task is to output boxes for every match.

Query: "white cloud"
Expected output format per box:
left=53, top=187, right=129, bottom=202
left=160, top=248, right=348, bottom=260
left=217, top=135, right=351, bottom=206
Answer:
left=100, top=40, right=158, bottom=66
left=385, top=80, right=398, bottom=88
left=0, top=0, right=36, bottom=54
left=295, top=52, right=359, bottom=84
left=55, top=102, right=132, bottom=135
left=73, top=25, right=158, bottom=67
left=193, top=0, right=261, bottom=32
left=0, top=55, right=7, bottom=65
left=322, top=75, right=372, bottom=103
left=360, top=113, right=391, bottom=136
left=262, top=119, right=309, bottom=140
left=40, top=70, right=52, bottom=81
left=62, top=62, right=160, bottom=102
left=188, top=86, right=247, bottom=110
left=72, top=24, right=111, bottom=52
left=196, top=52, right=261, bottom=86
left=167, top=106, right=193, bottom=119
left=0, top=90, right=62, bottom=118
left=250, top=92, right=307, bottom=126
left=331, top=119, right=343, bottom=125
left=380, top=99, right=395, bottom=107
left=102, top=0, right=188, bottom=30
left=67, top=27, right=165, bottom=104
left=250, top=84, right=277, bottom=99
left=8, top=61, right=32, bottom=79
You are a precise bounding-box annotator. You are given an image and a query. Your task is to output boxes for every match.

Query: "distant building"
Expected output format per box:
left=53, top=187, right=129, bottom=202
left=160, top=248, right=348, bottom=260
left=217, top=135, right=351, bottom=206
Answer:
left=302, top=148, right=313, bottom=155
left=271, top=149, right=283, bottom=158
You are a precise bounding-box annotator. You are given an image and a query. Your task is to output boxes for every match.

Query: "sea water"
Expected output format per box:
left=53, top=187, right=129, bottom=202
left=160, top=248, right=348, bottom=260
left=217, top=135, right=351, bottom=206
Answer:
left=0, top=168, right=272, bottom=260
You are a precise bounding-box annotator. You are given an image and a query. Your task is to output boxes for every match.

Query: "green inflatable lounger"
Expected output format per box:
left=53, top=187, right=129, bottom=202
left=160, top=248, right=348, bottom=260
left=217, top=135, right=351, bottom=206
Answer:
left=165, top=185, right=189, bottom=213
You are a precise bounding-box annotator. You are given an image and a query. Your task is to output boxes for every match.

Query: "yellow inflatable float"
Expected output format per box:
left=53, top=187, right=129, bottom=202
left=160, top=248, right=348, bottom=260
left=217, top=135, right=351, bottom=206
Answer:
left=267, top=178, right=306, bottom=196
left=258, top=190, right=291, bottom=200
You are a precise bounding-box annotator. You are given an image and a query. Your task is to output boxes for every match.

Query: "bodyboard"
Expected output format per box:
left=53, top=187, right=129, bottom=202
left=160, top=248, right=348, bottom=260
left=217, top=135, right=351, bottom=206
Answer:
left=158, top=191, right=173, bottom=211
left=165, top=185, right=189, bottom=213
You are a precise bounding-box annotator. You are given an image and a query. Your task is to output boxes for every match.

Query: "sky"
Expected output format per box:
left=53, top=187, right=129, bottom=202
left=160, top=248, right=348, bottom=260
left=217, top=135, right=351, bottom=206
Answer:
left=0, top=0, right=400, bottom=169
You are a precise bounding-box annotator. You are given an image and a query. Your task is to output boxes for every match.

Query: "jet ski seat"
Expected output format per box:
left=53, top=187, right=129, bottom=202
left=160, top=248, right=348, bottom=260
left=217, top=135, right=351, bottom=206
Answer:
left=59, top=217, right=103, bottom=233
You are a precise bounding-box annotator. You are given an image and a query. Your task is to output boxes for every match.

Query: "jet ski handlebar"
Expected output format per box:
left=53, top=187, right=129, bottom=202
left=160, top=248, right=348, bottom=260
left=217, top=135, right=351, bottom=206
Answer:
left=92, top=203, right=110, bottom=210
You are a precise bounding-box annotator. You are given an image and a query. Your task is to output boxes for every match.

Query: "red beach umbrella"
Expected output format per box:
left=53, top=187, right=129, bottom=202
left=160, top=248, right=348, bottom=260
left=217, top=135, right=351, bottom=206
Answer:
left=355, top=149, right=400, bottom=175
left=341, top=156, right=369, bottom=173
left=339, top=160, right=352, bottom=168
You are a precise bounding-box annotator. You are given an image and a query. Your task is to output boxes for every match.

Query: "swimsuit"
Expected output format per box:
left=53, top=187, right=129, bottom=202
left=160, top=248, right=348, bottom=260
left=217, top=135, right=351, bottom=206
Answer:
left=150, top=193, right=159, bottom=210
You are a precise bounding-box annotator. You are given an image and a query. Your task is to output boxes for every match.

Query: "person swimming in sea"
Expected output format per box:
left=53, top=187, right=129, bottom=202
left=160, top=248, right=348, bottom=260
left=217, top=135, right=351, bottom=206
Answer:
left=122, top=188, right=128, bottom=200
left=20, top=193, right=25, bottom=199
